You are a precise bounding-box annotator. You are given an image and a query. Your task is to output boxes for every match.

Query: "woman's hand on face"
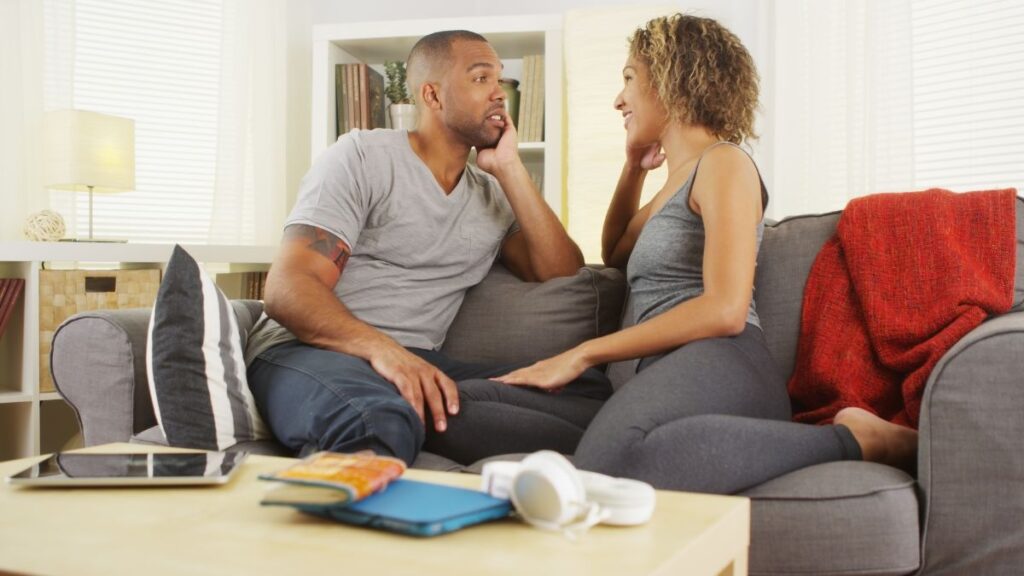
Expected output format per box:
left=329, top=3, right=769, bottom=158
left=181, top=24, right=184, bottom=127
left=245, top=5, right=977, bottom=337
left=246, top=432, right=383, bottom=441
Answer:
left=491, top=348, right=589, bottom=392
left=627, top=142, right=666, bottom=171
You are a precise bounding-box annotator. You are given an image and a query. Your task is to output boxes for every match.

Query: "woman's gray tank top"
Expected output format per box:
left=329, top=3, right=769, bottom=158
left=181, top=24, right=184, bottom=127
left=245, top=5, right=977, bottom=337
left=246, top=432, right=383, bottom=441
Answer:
left=626, top=142, right=767, bottom=327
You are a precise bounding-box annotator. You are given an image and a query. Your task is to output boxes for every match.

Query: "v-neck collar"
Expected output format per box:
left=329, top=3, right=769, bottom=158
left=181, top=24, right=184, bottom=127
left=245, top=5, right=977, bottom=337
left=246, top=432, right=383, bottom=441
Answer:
left=402, top=131, right=469, bottom=203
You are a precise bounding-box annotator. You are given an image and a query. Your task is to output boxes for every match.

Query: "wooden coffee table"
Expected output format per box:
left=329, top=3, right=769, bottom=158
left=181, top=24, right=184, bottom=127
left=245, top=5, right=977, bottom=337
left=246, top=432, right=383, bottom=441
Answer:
left=0, top=444, right=749, bottom=575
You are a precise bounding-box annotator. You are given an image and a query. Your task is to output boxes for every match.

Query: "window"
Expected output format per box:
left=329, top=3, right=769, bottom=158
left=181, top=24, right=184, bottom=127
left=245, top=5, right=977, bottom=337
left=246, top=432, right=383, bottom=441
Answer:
left=910, top=0, right=1024, bottom=193
left=766, top=0, right=1024, bottom=218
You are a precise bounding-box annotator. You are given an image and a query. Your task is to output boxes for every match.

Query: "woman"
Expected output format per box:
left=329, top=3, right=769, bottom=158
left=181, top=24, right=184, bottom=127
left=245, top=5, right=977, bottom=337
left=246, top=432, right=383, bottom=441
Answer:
left=494, top=13, right=918, bottom=494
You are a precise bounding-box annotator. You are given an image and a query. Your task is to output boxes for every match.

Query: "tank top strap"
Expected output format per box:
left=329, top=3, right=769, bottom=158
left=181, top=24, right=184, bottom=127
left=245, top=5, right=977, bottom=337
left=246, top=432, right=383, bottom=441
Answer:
left=689, top=141, right=769, bottom=211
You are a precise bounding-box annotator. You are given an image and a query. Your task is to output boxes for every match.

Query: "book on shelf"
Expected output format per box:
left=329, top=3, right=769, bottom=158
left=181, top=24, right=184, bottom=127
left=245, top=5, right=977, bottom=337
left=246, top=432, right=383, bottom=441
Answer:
left=0, top=278, right=26, bottom=341
left=351, top=63, right=362, bottom=133
left=336, top=63, right=353, bottom=136
left=259, top=451, right=512, bottom=537
left=346, top=64, right=356, bottom=134
left=214, top=271, right=267, bottom=301
left=247, top=271, right=267, bottom=300
left=336, top=63, right=387, bottom=139
left=362, top=64, right=386, bottom=130
left=335, top=64, right=345, bottom=137
left=519, top=55, right=534, bottom=141
left=532, top=54, right=545, bottom=142
left=517, top=54, right=545, bottom=143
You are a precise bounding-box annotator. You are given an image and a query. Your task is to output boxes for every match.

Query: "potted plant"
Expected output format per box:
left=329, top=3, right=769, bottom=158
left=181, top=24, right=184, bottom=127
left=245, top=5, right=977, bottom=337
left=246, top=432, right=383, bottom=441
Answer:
left=384, top=61, right=417, bottom=130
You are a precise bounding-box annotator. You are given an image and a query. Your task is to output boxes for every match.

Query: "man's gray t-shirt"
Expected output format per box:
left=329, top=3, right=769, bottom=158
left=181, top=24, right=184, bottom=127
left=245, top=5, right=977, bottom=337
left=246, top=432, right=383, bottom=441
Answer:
left=245, top=129, right=517, bottom=363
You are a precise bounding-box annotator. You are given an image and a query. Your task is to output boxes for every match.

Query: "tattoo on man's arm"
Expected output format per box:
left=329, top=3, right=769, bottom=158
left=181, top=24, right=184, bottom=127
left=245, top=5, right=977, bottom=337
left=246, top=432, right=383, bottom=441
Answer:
left=284, top=225, right=351, bottom=272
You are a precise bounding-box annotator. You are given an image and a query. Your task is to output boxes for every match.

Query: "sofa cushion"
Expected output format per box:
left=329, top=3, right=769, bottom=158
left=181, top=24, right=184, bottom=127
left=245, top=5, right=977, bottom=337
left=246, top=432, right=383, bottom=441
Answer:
left=146, top=245, right=270, bottom=451
left=742, top=461, right=920, bottom=576
left=130, top=425, right=293, bottom=457
left=755, top=212, right=840, bottom=381
left=410, top=451, right=464, bottom=472
left=441, top=264, right=627, bottom=365
left=130, top=424, right=462, bottom=472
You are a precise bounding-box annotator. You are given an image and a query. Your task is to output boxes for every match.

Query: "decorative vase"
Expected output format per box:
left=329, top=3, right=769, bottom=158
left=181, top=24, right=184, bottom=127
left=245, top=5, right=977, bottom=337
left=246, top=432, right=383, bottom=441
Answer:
left=389, top=104, right=417, bottom=130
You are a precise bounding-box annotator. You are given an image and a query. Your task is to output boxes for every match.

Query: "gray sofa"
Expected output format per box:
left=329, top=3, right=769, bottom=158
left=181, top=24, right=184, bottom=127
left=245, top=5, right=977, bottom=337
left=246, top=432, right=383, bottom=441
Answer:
left=50, top=210, right=1024, bottom=576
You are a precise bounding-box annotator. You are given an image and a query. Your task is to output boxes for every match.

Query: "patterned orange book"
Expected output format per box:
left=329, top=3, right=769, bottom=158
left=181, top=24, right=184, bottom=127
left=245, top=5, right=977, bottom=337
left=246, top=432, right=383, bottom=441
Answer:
left=259, top=451, right=406, bottom=506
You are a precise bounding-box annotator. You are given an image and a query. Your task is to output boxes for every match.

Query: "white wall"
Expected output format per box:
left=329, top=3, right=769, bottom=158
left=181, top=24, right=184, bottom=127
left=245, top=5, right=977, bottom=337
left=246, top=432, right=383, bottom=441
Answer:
left=286, top=1, right=313, bottom=213
left=311, top=0, right=764, bottom=72
left=312, top=0, right=755, bottom=32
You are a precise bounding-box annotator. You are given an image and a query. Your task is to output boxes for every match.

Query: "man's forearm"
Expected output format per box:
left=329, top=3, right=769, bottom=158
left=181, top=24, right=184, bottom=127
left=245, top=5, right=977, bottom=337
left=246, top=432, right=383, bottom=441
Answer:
left=495, top=161, right=583, bottom=279
left=264, top=271, right=396, bottom=361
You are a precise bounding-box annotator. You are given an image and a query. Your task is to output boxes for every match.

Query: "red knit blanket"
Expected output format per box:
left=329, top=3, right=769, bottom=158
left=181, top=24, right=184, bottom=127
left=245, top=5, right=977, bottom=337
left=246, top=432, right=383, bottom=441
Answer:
left=788, top=188, right=1017, bottom=429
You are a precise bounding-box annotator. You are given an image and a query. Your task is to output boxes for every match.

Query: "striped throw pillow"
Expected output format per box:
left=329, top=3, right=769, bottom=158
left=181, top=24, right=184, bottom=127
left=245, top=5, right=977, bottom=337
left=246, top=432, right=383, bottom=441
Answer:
left=146, top=245, right=269, bottom=450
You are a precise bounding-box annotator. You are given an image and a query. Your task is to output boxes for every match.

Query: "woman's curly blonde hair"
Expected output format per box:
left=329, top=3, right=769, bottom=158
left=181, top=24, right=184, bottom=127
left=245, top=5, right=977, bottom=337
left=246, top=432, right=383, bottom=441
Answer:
left=630, top=14, right=759, bottom=144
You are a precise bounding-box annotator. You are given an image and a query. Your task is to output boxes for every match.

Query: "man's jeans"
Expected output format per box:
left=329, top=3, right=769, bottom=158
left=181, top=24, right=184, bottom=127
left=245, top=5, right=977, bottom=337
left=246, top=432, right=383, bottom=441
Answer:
left=248, top=341, right=612, bottom=465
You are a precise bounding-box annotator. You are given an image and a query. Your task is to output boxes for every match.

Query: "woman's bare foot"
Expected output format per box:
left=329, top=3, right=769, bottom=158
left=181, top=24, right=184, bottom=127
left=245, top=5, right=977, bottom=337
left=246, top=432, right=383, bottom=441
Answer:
left=834, top=407, right=919, bottom=473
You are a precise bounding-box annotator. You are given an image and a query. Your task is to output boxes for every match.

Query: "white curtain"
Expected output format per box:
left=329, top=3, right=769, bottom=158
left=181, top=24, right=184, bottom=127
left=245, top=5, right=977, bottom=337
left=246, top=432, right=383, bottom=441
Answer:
left=762, top=0, right=915, bottom=219
left=763, top=0, right=1024, bottom=219
left=207, top=0, right=290, bottom=245
left=0, top=0, right=48, bottom=241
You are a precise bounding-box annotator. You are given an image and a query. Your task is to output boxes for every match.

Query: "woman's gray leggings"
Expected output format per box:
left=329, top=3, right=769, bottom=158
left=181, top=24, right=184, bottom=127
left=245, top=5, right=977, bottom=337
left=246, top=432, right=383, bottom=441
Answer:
left=573, top=324, right=862, bottom=494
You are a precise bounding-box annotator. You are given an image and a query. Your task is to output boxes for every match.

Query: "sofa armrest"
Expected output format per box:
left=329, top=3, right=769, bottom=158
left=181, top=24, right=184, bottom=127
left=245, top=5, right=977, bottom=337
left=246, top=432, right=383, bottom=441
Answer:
left=50, top=300, right=264, bottom=447
left=51, top=309, right=155, bottom=446
left=918, top=310, right=1024, bottom=575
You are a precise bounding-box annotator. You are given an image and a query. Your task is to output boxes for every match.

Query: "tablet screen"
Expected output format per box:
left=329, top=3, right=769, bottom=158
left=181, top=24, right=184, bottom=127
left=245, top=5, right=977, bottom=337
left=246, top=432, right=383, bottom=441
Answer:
left=6, top=452, right=248, bottom=487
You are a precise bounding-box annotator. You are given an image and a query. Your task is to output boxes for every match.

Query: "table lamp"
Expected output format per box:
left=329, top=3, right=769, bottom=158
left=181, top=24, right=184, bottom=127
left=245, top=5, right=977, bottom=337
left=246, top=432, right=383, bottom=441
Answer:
left=43, top=109, right=135, bottom=241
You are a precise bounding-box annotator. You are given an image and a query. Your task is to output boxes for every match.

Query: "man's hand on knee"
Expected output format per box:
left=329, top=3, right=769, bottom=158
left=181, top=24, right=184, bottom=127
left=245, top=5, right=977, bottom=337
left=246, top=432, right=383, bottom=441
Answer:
left=369, top=344, right=459, bottom=432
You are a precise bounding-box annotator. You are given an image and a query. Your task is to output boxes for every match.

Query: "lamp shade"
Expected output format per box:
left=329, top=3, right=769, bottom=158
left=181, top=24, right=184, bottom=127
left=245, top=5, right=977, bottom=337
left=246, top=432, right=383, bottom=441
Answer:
left=43, top=109, right=135, bottom=193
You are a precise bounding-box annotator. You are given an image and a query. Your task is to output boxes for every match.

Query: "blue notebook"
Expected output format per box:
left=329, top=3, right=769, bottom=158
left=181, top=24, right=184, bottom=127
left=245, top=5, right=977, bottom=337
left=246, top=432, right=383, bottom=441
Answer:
left=289, top=479, right=513, bottom=537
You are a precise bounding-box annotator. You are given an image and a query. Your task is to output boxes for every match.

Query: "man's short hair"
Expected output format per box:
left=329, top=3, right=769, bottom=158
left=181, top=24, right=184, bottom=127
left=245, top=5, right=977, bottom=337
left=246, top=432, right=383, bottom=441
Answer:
left=407, top=30, right=489, bottom=98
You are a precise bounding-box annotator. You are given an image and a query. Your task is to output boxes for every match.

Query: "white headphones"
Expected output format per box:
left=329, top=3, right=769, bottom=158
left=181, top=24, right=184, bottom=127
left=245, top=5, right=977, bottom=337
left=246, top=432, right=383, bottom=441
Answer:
left=482, top=451, right=656, bottom=534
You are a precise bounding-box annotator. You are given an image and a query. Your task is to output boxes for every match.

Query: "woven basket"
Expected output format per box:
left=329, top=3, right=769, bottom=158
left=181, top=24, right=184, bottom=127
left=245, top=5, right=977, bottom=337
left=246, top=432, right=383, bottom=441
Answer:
left=39, top=269, right=161, bottom=392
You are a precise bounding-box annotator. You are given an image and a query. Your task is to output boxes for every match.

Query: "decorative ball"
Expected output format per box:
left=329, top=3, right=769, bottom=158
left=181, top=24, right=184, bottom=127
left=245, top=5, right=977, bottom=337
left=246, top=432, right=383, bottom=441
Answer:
left=23, top=210, right=66, bottom=241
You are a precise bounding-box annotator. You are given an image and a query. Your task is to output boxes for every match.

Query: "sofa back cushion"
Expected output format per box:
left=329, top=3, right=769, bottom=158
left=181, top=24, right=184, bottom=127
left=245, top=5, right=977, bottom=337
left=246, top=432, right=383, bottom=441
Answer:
left=755, top=212, right=839, bottom=381
left=442, top=264, right=627, bottom=365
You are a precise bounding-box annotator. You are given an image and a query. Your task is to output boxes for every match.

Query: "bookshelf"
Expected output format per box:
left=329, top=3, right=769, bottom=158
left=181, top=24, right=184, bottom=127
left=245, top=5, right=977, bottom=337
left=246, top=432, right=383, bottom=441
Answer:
left=0, top=242, right=276, bottom=462
left=311, top=14, right=565, bottom=217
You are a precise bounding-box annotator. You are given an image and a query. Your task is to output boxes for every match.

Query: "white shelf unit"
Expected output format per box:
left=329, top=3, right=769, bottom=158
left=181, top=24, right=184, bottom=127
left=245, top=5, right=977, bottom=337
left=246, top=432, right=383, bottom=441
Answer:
left=311, top=14, right=565, bottom=216
left=0, top=242, right=277, bottom=461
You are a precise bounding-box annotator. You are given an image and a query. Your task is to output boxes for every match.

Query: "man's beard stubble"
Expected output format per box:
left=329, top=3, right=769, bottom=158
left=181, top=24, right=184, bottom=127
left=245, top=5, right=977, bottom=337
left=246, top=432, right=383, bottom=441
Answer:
left=447, top=109, right=501, bottom=150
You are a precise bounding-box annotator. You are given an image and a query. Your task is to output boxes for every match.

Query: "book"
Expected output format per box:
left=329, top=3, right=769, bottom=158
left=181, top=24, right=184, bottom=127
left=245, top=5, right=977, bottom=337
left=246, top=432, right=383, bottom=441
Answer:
left=362, top=64, right=386, bottom=129
left=259, top=451, right=512, bottom=537
left=346, top=64, right=356, bottom=134
left=253, top=271, right=267, bottom=300
left=261, top=451, right=406, bottom=506
left=0, top=278, right=25, bottom=341
left=519, top=55, right=534, bottom=141
left=352, top=63, right=363, bottom=130
left=518, top=54, right=545, bottom=142
left=339, top=63, right=352, bottom=138
left=305, top=479, right=513, bottom=537
left=533, top=54, right=545, bottom=142
left=336, top=63, right=388, bottom=135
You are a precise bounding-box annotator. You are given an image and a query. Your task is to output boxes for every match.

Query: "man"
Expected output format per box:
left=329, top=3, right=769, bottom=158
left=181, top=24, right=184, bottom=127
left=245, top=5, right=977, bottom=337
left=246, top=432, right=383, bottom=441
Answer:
left=246, top=30, right=611, bottom=465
